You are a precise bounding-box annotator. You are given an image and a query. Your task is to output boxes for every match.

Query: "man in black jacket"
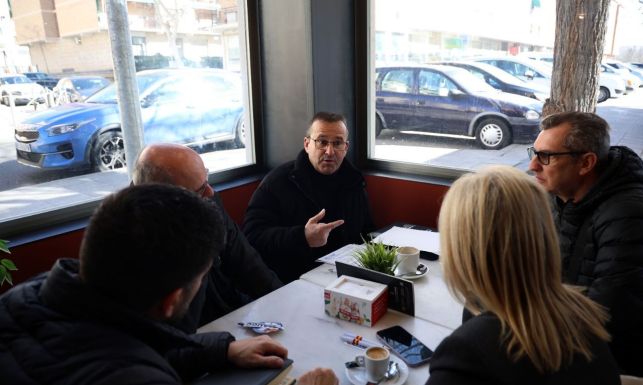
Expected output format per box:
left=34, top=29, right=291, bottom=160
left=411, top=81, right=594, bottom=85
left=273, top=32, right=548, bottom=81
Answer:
left=0, top=185, right=300, bottom=384
left=243, top=112, right=375, bottom=283
left=528, top=111, right=643, bottom=376
left=132, top=143, right=282, bottom=332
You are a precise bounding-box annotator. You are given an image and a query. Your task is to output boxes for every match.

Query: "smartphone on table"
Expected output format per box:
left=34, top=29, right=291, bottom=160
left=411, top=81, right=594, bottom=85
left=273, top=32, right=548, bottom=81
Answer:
left=376, top=325, right=433, bottom=367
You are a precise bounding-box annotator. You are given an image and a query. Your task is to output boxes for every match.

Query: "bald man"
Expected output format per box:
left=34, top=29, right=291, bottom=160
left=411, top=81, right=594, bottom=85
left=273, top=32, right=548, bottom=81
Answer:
left=133, top=143, right=282, bottom=332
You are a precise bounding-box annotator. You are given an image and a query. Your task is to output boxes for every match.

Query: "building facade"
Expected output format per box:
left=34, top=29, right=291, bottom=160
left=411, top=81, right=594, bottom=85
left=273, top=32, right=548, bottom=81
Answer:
left=10, top=0, right=241, bottom=77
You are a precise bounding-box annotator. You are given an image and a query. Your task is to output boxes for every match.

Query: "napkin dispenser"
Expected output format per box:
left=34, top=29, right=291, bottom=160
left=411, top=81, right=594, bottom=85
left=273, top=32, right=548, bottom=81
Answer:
left=324, top=275, right=388, bottom=327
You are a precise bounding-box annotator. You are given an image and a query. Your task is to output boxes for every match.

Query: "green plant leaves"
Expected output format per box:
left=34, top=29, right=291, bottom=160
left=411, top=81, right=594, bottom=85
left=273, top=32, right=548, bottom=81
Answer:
left=0, top=265, right=13, bottom=286
left=353, top=239, right=399, bottom=276
left=1, top=258, right=17, bottom=270
left=0, top=239, right=10, bottom=254
left=0, top=239, right=15, bottom=287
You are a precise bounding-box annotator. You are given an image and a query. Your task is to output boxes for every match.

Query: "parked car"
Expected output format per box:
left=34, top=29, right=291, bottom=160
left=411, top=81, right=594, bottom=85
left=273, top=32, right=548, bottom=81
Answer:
left=631, top=63, right=643, bottom=70
left=598, top=64, right=627, bottom=100
left=472, top=56, right=553, bottom=89
left=23, top=72, right=59, bottom=90
left=375, top=65, right=542, bottom=149
left=53, top=76, right=111, bottom=104
left=436, top=61, right=549, bottom=101
left=0, top=75, right=46, bottom=106
left=475, top=56, right=625, bottom=103
left=15, top=69, right=244, bottom=171
left=605, top=60, right=643, bottom=89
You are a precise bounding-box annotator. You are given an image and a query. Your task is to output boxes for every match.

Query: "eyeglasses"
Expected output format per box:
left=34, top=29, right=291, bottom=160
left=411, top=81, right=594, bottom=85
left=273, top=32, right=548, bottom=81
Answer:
left=527, top=146, right=585, bottom=165
left=308, top=137, right=349, bottom=151
left=195, top=168, right=210, bottom=196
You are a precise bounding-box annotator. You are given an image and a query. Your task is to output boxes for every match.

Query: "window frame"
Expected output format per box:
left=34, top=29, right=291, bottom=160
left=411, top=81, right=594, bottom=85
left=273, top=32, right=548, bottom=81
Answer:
left=354, top=0, right=467, bottom=181
left=0, top=0, right=267, bottom=239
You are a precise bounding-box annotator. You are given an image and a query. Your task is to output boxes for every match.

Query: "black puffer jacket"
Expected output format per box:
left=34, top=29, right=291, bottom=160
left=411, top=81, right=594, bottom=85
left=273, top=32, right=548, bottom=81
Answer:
left=553, top=146, right=643, bottom=376
left=427, top=313, right=619, bottom=385
left=243, top=150, right=375, bottom=283
left=0, top=259, right=235, bottom=385
left=179, top=192, right=282, bottom=332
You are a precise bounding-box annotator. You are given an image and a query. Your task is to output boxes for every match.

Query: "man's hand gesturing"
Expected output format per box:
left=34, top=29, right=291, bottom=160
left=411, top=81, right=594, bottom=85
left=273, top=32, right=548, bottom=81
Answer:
left=305, top=209, right=344, bottom=247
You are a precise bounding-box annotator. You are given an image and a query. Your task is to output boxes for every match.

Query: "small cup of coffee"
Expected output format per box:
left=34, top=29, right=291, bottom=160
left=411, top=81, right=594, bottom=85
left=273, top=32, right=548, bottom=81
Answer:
left=396, top=246, right=420, bottom=275
left=355, top=346, right=390, bottom=382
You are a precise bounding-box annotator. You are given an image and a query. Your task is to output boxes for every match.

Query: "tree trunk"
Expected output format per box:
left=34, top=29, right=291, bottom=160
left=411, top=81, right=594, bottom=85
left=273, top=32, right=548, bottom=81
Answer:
left=542, top=0, right=610, bottom=117
left=153, top=0, right=185, bottom=68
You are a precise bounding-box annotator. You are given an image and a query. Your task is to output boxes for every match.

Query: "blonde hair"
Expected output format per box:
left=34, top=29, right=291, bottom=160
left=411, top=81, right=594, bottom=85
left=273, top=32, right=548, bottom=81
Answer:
left=439, top=165, right=609, bottom=373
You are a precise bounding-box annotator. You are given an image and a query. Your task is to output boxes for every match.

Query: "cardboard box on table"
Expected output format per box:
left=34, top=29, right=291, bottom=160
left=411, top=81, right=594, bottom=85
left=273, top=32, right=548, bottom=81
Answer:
left=324, top=275, right=388, bottom=327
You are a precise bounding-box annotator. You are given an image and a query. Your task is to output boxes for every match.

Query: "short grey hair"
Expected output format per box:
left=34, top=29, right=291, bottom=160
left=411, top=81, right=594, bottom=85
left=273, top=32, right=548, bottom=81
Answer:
left=541, top=111, right=611, bottom=164
left=306, top=111, right=348, bottom=137
left=131, top=161, right=174, bottom=185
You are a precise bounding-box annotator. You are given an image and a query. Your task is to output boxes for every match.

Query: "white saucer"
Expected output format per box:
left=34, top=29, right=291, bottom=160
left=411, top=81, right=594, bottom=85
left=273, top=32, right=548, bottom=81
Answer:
left=345, top=356, right=409, bottom=385
left=395, top=266, right=429, bottom=281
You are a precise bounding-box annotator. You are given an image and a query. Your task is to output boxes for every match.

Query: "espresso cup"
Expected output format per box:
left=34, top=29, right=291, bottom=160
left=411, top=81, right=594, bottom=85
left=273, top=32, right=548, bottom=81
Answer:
left=396, top=246, right=420, bottom=275
left=355, top=346, right=390, bottom=382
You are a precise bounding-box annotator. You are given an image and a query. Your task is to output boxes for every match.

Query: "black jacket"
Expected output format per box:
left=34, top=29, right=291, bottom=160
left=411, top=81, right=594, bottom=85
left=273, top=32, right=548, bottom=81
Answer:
left=0, top=259, right=235, bottom=385
left=243, top=150, right=375, bottom=283
left=553, top=146, right=643, bottom=376
left=427, top=313, right=620, bottom=385
left=179, top=192, right=282, bottom=332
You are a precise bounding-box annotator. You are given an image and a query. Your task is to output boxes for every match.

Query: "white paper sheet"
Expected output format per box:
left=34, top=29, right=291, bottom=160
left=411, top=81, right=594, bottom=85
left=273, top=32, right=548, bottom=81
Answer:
left=315, top=243, right=365, bottom=266
left=373, top=226, right=440, bottom=255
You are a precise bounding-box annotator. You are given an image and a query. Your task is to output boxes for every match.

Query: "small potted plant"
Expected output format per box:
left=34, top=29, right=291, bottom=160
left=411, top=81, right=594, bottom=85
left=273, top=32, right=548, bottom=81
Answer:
left=353, top=238, right=399, bottom=276
left=0, top=239, right=17, bottom=287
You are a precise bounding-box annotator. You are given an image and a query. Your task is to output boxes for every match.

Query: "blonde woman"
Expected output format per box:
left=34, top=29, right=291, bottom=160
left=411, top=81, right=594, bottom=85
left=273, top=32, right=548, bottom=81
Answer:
left=427, top=166, right=619, bottom=384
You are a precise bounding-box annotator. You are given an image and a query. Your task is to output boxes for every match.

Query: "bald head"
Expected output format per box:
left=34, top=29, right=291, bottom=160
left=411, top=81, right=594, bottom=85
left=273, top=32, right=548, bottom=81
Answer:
left=132, top=143, right=213, bottom=197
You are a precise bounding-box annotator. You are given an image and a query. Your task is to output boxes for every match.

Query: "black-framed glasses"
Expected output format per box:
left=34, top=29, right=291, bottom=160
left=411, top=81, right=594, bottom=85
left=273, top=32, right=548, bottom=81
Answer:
left=527, top=146, right=585, bottom=165
left=308, top=137, right=349, bottom=151
left=195, top=168, right=210, bottom=196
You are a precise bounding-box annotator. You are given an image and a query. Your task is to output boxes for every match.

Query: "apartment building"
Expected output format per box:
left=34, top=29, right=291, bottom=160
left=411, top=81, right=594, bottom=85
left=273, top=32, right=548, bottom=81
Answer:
left=10, top=0, right=241, bottom=76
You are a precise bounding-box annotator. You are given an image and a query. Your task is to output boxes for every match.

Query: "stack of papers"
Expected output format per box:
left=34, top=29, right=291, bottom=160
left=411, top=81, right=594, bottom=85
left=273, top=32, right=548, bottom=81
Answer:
left=316, top=243, right=365, bottom=266
left=373, top=226, right=440, bottom=255
left=316, top=226, right=440, bottom=266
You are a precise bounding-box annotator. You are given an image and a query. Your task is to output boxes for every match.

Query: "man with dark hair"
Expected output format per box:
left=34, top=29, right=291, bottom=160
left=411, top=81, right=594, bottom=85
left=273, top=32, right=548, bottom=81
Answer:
left=243, top=112, right=375, bottom=283
left=528, top=111, right=643, bottom=376
left=133, top=143, right=282, bottom=332
left=0, top=184, right=338, bottom=385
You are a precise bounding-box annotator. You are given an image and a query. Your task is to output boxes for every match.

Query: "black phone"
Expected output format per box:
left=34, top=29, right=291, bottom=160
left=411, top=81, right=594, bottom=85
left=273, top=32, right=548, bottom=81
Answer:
left=376, top=325, right=433, bottom=367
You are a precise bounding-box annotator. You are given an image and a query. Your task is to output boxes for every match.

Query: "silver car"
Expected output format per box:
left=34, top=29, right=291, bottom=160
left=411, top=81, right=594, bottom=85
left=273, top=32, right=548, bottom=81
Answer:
left=0, top=75, right=46, bottom=106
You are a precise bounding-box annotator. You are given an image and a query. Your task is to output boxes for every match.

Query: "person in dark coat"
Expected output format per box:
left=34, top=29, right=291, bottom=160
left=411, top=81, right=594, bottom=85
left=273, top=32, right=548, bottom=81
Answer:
left=133, top=143, right=282, bottom=332
left=0, top=184, right=338, bottom=385
left=528, top=111, right=643, bottom=376
left=242, top=112, right=375, bottom=283
left=428, top=166, right=619, bottom=385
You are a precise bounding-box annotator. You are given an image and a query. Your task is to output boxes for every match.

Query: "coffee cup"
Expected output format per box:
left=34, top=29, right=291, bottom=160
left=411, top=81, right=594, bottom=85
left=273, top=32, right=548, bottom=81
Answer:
left=396, top=246, right=420, bottom=275
left=355, top=346, right=390, bottom=382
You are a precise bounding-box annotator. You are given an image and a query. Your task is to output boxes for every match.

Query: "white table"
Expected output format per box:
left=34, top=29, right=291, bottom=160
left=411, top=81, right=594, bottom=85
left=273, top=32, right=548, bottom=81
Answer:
left=199, top=279, right=453, bottom=385
left=300, top=259, right=464, bottom=331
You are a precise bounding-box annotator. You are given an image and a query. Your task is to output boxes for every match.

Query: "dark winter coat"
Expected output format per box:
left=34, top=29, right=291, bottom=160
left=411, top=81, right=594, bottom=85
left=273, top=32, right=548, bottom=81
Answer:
left=0, top=259, right=235, bottom=385
left=180, top=192, right=282, bottom=332
left=427, top=313, right=620, bottom=385
left=242, top=150, right=375, bottom=283
left=553, top=146, right=643, bottom=376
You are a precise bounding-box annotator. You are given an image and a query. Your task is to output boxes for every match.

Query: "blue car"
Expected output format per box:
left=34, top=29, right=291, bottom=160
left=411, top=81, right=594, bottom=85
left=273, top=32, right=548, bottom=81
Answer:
left=375, top=65, right=542, bottom=149
left=15, top=69, right=244, bottom=171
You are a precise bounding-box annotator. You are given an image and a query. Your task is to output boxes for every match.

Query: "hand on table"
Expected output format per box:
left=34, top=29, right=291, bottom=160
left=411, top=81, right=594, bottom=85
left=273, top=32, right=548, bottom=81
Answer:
left=227, top=335, right=287, bottom=369
left=305, top=209, right=344, bottom=248
left=297, top=368, right=339, bottom=385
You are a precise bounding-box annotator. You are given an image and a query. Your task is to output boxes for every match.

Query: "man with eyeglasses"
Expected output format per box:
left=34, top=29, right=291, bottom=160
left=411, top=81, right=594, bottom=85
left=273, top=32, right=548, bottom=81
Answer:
left=243, top=112, right=375, bottom=283
left=527, top=111, right=643, bottom=376
left=132, top=143, right=282, bottom=333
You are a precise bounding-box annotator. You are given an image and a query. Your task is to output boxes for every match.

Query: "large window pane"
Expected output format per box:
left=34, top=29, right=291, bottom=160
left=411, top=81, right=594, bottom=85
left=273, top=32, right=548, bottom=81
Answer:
left=0, top=0, right=255, bottom=229
left=369, top=0, right=643, bottom=174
